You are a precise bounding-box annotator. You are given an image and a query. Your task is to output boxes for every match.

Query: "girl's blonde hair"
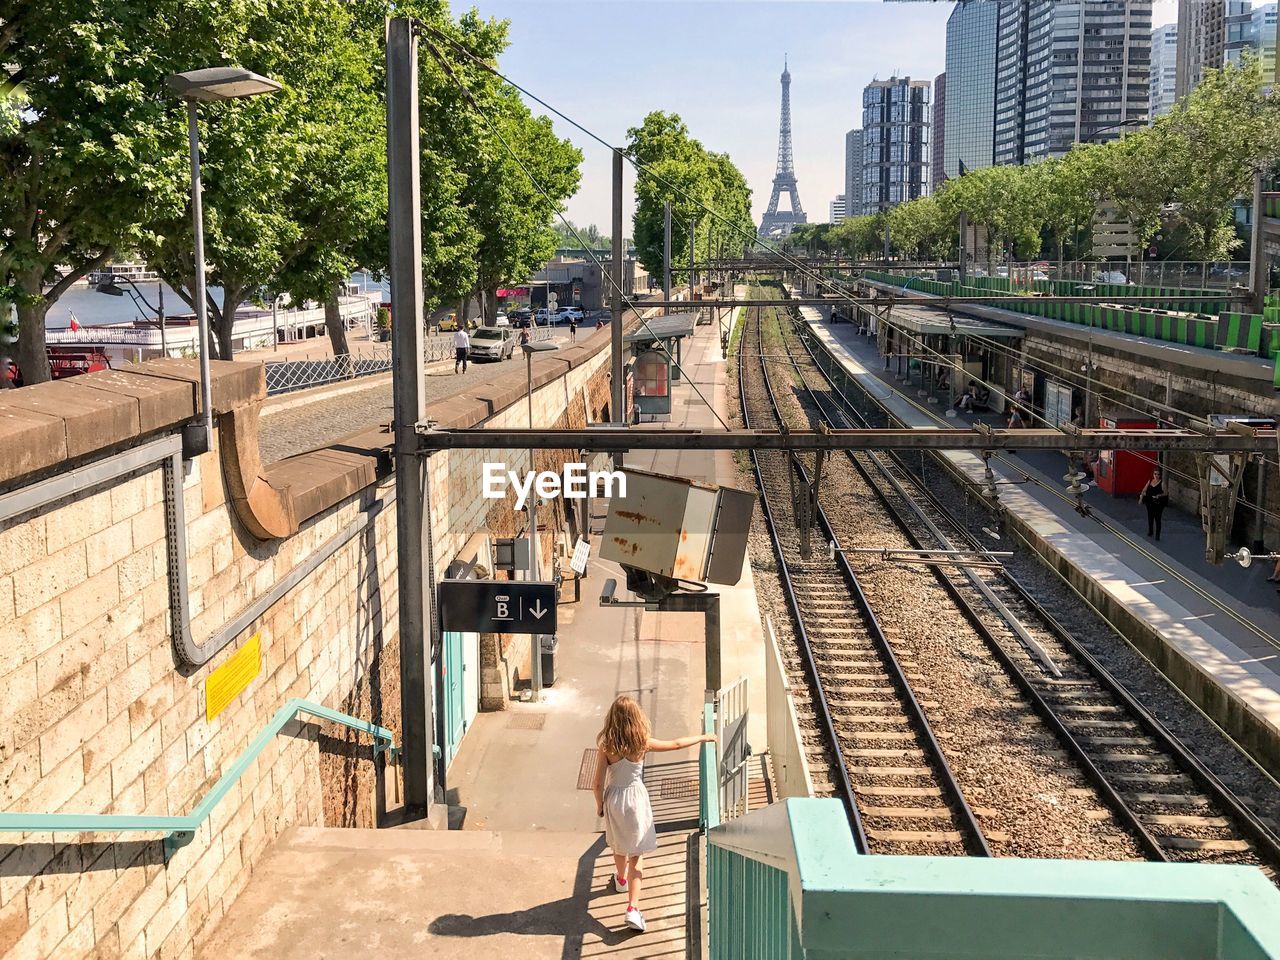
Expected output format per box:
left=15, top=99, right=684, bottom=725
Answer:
left=598, top=696, right=650, bottom=761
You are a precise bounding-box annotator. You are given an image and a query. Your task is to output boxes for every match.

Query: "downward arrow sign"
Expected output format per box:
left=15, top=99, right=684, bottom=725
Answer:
left=529, top=600, right=547, bottom=620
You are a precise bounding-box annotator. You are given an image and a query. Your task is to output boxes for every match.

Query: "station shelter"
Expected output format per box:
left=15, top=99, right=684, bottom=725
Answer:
left=626, top=312, right=697, bottom=421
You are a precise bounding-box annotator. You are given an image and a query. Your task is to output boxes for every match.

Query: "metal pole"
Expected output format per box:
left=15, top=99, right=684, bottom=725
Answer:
left=1249, top=168, right=1267, bottom=316
left=690, top=217, right=697, bottom=303
left=387, top=16, right=434, bottom=819
left=610, top=148, right=625, bottom=445
left=958, top=211, right=968, bottom=284
left=157, top=283, right=167, bottom=358
left=271, top=297, right=278, bottom=353
left=527, top=349, right=541, bottom=698
left=663, top=201, right=672, bottom=316
left=184, top=99, right=213, bottom=456
left=1253, top=457, right=1266, bottom=553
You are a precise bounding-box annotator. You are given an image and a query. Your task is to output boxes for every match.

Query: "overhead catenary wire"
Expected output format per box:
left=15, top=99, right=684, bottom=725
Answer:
left=418, top=29, right=736, bottom=432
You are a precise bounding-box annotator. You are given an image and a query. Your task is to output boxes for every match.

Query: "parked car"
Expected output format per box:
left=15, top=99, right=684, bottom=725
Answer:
left=509, top=308, right=532, bottom=328
left=557, top=306, right=584, bottom=322
left=1093, top=270, right=1131, bottom=285
left=494, top=311, right=510, bottom=327
left=437, top=312, right=460, bottom=332
left=469, top=327, right=515, bottom=361
left=534, top=307, right=555, bottom=324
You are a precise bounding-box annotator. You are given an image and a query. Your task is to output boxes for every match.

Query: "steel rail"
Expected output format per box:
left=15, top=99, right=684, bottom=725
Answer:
left=748, top=304, right=991, bottom=858
left=782, top=319, right=1170, bottom=861
left=790, top=310, right=1280, bottom=872
left=737, top=311, right=868, bottom=853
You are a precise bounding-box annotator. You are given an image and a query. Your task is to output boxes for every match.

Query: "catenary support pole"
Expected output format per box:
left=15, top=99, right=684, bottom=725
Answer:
left=1250, top=168, right=1267, bottom=315
left=387, top=17, right=435, bottom=818
left=663, top=201, right=672, bottom=316
left=611, top=148, right=625, bottom=455
left=184, top=100, right=214, bottom=455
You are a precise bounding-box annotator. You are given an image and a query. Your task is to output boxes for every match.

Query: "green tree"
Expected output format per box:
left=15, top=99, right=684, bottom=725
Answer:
left=626, top=112, right=753, bottom=284
left=1159, top=56, right=1280, bottom=259
left=141, top=0, right=399, bottom=360
left=887, top=196, right=952, bottom=261
left=1, top=2, right=223, bottom=383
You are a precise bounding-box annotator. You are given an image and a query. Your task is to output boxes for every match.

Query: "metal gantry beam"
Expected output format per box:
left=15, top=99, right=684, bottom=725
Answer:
left=631, top=294, right=1232, bottom=309
left=413, top=426, right=1277, bottom=455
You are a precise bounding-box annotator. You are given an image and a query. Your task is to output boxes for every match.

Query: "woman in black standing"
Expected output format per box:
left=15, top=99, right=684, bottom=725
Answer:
left=1139, top=467, right=1169, bottom=540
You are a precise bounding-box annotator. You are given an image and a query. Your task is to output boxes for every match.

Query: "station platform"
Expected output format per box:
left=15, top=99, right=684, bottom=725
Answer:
left=204, top=312, right=769, bottom=958
left=802, top=311, right=1280, bottom=777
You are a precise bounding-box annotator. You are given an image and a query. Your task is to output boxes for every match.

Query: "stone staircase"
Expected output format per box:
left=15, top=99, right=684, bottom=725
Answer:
left=197, top=825, right=701, bottom=959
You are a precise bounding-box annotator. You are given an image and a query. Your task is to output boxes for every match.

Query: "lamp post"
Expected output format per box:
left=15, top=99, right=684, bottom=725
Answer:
left=166, top=67, right=281, bottom=455
left=522, top=339, right=559, bottom=700
left=95, top=276, right=167, bottom=357
left=1080, top=117, right=1144, bottom=144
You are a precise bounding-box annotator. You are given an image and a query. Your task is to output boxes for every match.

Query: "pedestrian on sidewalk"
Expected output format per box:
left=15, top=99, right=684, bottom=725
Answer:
left=569, top=317, right=578, bottom=342
left=592, top=696, right=716, bottom=934
left=453, top=327, right=470, bottom=374
left=1139, top=467, right=1169, bottom=540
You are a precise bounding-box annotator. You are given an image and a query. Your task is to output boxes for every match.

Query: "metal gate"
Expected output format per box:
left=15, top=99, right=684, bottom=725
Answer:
left=716, top=677, right=751, bottom=820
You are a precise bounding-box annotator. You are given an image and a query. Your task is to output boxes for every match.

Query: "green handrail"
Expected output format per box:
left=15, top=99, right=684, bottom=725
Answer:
left=0, top=698, right=397, bottom=855
left=699, top=702, right=720, bottom=831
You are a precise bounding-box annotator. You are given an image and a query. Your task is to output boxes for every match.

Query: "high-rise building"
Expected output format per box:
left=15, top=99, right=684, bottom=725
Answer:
left=830, top=195, right=847, bottom=224
left=861, top=76, right=931, bottom=213
left=1177, top=0, right=1252, bottom=97
left=1151, top=22, right=1179, bottom=117
left=845, top=129, right=864, bottom=218
left=931, top=72, right=947, bottom=193
left=944, top=0, right=1000, bottom=178
left=1252, top=3, right=1278, bottom=86
left=995, top=1, right=1151, bottom=164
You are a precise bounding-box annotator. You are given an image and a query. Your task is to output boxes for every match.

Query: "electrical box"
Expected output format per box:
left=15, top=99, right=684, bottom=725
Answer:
left=599, top=469, right=754, bottom=587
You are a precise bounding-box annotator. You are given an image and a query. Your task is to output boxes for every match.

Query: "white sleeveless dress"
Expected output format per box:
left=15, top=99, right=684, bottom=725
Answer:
left=603, top=756, right=657, bottom=856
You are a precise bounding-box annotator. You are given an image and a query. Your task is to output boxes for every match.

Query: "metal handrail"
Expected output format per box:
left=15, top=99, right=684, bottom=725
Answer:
left=0, top=698, right=397, bottom=855
left=698, top=702, right=720, bottom=831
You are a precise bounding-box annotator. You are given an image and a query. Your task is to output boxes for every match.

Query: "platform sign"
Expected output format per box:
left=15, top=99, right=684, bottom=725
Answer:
left=438, top=580, right=557, bottom=634
left=569, top=538, right=591, bottom=575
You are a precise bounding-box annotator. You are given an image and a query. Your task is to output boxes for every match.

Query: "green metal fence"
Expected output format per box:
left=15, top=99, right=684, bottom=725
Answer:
left=862, top=271, right=1279, bottom=359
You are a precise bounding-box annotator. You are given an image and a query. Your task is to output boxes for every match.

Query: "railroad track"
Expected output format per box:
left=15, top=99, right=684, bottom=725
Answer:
left=775, top=302, right=1280, bottom=876
left=739, top=303, right=991, bottom=857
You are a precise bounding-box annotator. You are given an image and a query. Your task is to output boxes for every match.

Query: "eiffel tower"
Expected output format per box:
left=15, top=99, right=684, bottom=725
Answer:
left=759, top=58, right=807, bottom=239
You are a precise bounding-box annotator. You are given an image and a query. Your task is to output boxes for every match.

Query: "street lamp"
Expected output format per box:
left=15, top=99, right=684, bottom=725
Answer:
left=522, top=339, right=559, bottom=700
left=95, top=277, right=167, bottom=357
left=1081, top=117, right=1144, bottom=144
left=166, top=67, right=281, bottom=455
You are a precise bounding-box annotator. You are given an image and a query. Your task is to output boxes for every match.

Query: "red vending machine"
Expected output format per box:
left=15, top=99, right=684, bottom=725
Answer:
left=1094, top=417, right=1158, bottom=496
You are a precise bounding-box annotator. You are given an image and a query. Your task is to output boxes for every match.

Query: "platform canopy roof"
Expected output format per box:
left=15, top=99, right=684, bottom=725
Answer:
left=625, top=313, right=698, bottom=345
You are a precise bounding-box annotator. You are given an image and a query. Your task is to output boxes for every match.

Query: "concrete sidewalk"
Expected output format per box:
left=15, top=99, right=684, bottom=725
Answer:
left=446, top=313, right=767, bottom=833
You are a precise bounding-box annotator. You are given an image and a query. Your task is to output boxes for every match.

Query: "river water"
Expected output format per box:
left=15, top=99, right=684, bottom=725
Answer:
left=42, top=272, right=390, bottom=330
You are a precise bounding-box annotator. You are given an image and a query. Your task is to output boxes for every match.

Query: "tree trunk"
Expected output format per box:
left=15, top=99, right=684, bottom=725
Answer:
left=212, top=289, right=240, bottom=361
left=324, top=283, right=351, bottom=365
left=14, top=269, right=50, bottom=385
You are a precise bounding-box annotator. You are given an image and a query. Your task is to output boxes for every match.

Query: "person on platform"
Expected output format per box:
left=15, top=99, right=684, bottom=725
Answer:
left=453, top=327, right=470, bottom=374
left=1139, top=467, right=1169, bottom=540
left=957, top=381, right=977, bottom=413
left=592, top=696, right=716, bottom=933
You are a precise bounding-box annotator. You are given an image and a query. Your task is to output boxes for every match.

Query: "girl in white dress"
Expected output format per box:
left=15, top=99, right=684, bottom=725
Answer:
left=592, top=695, right=716, bottom=932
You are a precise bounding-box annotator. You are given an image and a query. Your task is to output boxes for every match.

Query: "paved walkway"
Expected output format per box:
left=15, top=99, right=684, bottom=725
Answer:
left=257, top=325, right=579, bottom=463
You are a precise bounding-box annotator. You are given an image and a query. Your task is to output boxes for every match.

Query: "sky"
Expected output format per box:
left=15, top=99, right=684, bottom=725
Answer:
left=475, top=1, right=1179, bottom=233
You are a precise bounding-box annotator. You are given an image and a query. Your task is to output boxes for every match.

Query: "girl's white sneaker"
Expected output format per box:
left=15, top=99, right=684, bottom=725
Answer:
left=613, top=874, right=628, bottom=893
left=624, top=907, right=646, bottom=932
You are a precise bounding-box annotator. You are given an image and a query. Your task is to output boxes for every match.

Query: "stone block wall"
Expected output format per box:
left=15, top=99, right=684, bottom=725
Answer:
left=0, top=325, right=623, bottom=960
left=0, top=433, right=399, bottom=960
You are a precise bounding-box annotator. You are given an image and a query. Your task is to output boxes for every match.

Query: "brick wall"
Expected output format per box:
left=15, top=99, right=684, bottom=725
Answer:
left=0, top=343, right=613, bottom=958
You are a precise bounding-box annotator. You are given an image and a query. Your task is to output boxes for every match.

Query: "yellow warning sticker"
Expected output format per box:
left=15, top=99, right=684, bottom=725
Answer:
left=205, top=633, right=262, bottom=721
